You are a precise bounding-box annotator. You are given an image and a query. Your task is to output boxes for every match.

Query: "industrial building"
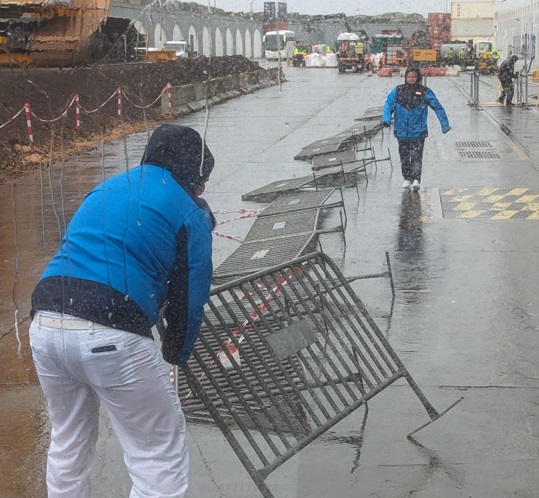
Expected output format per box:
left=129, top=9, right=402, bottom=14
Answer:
left=494, top=0, right=538, bottom=67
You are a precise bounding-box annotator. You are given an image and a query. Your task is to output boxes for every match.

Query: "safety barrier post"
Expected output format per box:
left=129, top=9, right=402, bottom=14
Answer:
left=75, top=95, right=81, bottom=131
left=468, top=72, right=480, bottom=107
left=518, top=73, right=530, bottom=109
left=117, top=87, right=122, bottom=116
left=167, top=83, right=172, bottom=114
left=24, top=103, right=34, bottom=150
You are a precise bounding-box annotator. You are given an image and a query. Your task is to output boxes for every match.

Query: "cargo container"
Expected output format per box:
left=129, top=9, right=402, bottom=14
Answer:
left=411, top=49, right=438, bottom=64
left=372, top=33, right=404, bottom=54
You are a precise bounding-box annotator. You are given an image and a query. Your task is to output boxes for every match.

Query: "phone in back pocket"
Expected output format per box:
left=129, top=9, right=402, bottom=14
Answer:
left=91, top=345, right=117, bottom=353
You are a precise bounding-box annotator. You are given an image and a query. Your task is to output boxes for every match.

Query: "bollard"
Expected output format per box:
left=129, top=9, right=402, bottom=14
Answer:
left=518, top=73, right=530, bottom=109
left=475, top=72, right=480, bottom=105
left=468, top=72, right=480, bottom=107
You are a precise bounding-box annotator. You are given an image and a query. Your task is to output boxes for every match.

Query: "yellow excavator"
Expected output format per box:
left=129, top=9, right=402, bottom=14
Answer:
left=0, top=0, right=141, bottom=67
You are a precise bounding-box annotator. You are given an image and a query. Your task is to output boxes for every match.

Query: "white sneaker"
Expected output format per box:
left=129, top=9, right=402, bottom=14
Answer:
left=402, top=180, right=411, bottom=188
left=412, top=180, right=420, bottom=191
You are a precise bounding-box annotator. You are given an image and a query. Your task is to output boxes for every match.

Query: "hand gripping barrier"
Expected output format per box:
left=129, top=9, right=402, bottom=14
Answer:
left=175, top=251, right=463, bottom=497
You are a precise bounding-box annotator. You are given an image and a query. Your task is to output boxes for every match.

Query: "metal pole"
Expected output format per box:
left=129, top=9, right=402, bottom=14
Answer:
left=276, top=10, right=282, bottom=91
left=468, top=72, right=479, bottom=107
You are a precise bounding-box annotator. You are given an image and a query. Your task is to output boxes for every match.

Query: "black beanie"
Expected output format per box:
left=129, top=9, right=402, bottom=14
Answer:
left=141, top=124, right=214, bottom=195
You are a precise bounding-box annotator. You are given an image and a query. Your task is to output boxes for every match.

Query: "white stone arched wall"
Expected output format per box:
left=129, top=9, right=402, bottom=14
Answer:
left=215, top=27, right=224, bottom=56
left=172, top=25, right=183, bottom=41
left=226, top=28, right=234, bottom=55
left=202, top=26, right=211, bottom=56
left=253, top=28, right=263, bottom=58
left=154, top=23, right=167, bottom=48
left=235, top=29, right=243, bottom=55
left=188, top=25, right=198, bottom=52
left=134, top=20, right=145, bottom=36
left=244, top=29, right=252, bottom=58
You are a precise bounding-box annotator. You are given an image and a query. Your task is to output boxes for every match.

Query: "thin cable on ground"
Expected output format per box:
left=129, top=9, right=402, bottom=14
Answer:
left=9, top=181, right=22, bottom=357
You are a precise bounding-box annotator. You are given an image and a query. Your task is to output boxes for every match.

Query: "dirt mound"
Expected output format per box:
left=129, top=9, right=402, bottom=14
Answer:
left=0, top=55, right=260, bottom=184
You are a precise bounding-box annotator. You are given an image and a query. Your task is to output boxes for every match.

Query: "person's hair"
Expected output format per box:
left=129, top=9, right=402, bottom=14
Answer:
left=404, top=65, right=422, bottom=85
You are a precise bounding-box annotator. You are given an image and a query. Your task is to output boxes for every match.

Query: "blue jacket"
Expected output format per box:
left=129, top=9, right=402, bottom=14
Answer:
left=383, top=83, right=451, bottom=140
left=32, top=125, right=215, bottom=365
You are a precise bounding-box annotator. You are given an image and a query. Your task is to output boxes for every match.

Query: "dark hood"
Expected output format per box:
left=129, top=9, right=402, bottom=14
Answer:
left=141, top=124, right=214, bottom=196
left=404, top=65, right=423, bottom=85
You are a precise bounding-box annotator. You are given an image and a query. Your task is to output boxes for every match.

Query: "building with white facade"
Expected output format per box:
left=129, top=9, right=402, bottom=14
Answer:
left=451, top=2, right=495, bottom=43
left=494, top=0, right=538, bottom=68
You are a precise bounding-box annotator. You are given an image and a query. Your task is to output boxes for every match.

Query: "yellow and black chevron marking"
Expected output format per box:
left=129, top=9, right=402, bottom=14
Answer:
left=441, top=188, right=539, bottom=220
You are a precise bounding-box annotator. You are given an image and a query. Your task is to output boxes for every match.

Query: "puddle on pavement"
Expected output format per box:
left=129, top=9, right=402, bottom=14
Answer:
left=0, top=322, right=48, bottom=498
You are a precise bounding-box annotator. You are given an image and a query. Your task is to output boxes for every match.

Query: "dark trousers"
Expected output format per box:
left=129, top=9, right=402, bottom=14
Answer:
left=398, top=137, right=426, bottom=183
left=499, top=79, right=514, bottom=104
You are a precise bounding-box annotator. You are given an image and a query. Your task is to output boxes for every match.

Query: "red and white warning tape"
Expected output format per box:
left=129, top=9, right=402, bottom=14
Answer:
left=213, top=231, right=242, bottom=241
left=30, top=96, right=76, bottom=123
left=81, top=87, right=119, bottom=114
left=215, top=209, right=262, bottom=226
left=0, top=107, right=23, bottom=129
left=121, top=83, right=170, bottom=110
left=179, top=264, right=305, bottom=403
left=213, top=208, right=261, bottom=215
left=0, top=82, right=172, bottom=140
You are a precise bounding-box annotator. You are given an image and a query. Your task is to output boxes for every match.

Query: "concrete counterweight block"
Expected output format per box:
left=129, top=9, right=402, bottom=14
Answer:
left=378, top=68, right=393, bottom=77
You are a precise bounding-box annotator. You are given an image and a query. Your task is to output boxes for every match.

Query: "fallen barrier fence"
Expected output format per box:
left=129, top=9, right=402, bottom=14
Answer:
left=175, top=252, right=463, bottom=498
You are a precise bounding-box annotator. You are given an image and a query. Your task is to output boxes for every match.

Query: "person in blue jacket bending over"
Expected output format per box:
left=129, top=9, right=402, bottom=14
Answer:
left=30, top=124, right=215, bottom=498
left=383, top=65, right=451, bottom=191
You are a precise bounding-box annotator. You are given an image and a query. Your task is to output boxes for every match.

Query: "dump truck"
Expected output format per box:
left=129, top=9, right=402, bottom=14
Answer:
left=0, top=0, right=142, bottom=67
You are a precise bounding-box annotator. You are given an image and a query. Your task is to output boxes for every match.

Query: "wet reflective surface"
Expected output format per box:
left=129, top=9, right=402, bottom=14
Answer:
left=2, top=67, right=539, bottom=497
left=0, top=137, right=146, bottom=497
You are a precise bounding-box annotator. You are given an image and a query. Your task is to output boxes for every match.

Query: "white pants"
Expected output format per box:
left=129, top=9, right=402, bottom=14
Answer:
left=29, top=311, right=189, bottom=498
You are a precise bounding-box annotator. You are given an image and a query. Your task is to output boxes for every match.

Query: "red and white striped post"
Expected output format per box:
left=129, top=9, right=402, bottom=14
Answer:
left=167, top=83, right=172, bottom=114
left=24, top=103, right=34, bottom=150
left=75, top=94, right=81, bottom=131
left=117, top=87, right=122, bottom=116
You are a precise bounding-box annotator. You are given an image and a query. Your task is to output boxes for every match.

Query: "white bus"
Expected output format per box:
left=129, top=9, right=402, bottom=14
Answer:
left=263, top=30, right=296, bottom=60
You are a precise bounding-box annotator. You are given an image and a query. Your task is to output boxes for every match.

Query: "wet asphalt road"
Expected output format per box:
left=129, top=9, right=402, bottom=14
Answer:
left=1, top=66, right=539, bottom=497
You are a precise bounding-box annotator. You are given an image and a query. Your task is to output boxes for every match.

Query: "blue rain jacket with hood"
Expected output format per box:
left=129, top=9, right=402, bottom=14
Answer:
left=383, top=66, right=451, bottom=140
left=32, top=124, right=215, bottom=365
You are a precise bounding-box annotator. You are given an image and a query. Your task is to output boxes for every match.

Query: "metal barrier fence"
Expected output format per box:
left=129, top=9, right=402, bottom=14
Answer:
left=176, top=252, right=462, bottom=497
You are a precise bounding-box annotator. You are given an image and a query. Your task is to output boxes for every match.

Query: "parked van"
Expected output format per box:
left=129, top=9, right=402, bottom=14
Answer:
left=163, top=41, right=189, bottom=58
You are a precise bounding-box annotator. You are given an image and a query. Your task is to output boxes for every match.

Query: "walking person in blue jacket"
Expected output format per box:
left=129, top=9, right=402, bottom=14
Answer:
left=383, top=65, right=451, bottom=191
left=29, top=124, right=215, bottom=498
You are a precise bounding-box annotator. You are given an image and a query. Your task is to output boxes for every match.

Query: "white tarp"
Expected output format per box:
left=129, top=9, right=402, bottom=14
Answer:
left=325, top=53, right=338, bottom=67
left=305, top=53, right=326, bottom=67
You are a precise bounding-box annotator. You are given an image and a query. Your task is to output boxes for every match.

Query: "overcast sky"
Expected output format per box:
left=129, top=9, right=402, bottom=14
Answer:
left=214, top=0, right=481, bottom=17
